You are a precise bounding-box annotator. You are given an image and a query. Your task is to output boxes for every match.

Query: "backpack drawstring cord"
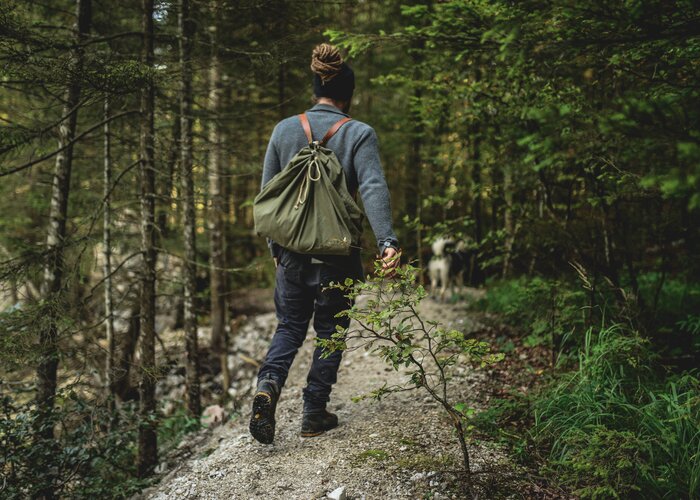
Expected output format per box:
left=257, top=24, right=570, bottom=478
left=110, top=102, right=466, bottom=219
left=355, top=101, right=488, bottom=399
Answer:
left=294, top=157, right=321, bottom=209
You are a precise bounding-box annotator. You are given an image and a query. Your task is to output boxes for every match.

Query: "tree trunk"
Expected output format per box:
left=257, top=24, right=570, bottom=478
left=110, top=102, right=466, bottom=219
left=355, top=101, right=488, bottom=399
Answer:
left=35, top=1, right=91, bottom=497
left=408, top=85, right=422, bottom=249
left=502, top=164, right=514, bottom=278
left=158, top=117, right=180, bottom=239
left=112, top=300, right=141, bottom=402
left=207, top=1, right=228, bottom=392
left=103, top=96, right=116, bottom=421
left=36, top=0, right=91, bottom=424
left=470, top=129, right=485, bottom=286
left=179, top=0, right=201, bottom=418
left=138, top=0, right=158, bottom=478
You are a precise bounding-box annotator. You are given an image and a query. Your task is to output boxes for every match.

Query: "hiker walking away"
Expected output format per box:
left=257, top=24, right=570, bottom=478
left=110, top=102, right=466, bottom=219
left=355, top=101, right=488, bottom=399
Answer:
left=249, top=44, right=400, bottom=444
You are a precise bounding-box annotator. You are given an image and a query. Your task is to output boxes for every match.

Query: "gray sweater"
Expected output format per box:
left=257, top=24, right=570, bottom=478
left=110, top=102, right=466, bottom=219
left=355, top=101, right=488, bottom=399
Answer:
left=261, top=103, right=399, bottom=256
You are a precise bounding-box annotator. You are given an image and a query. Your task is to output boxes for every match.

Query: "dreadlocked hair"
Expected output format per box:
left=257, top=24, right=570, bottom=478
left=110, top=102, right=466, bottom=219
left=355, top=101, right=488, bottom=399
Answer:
left=310, top=43, right=344, bottom=84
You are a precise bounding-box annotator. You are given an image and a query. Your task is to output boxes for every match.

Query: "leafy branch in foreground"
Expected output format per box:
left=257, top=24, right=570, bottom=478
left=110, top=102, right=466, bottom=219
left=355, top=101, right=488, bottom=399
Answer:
left=319, top=263, right=503, bottom=496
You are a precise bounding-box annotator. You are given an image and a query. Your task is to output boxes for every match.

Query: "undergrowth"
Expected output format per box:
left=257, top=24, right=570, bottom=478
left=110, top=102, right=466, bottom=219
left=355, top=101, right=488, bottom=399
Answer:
left=473, top=274, right=700, bottom=498
left=0, top=389, right=200, bottom=499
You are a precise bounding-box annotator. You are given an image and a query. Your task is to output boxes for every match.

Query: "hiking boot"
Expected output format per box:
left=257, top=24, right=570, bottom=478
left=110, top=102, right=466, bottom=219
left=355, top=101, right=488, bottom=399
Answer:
left=249, top=379, right=280, bottom=444
left=301, top=409, right=338, bottom=437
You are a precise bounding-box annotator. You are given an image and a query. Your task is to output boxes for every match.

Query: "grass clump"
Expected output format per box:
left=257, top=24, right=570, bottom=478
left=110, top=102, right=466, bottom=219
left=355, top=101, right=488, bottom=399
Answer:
left=356, top=448, right=390, bottom=462
left=474, top=274, right=700, bottom=498
left=533, top=325, right=700, bottom=498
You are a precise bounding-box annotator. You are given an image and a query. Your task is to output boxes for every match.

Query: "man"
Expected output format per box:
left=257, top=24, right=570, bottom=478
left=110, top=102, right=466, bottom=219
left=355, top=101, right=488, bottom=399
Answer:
left=249, top=44, right=399, bottom=444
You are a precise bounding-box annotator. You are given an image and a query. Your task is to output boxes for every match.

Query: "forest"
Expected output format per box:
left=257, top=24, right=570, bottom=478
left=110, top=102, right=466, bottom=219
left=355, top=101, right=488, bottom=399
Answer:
left=1, top=0, right=699, bottom=498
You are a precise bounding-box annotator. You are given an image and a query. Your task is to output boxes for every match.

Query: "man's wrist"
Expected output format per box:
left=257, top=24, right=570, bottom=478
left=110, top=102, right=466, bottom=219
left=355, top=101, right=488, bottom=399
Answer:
left=378, top=238, right=399, bottom=255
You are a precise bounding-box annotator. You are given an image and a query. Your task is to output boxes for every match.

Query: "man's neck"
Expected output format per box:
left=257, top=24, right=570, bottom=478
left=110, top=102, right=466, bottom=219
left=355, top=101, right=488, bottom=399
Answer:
left=317, top=97, right=347, bottom=112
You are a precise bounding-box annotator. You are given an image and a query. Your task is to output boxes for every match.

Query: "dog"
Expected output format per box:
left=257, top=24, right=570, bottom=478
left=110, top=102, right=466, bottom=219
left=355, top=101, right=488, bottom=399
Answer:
left=428, top=237, right=472, bottom=302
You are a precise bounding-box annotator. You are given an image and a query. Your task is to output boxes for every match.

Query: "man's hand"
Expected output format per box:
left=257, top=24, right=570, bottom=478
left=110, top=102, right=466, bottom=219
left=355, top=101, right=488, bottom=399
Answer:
left=378, top=247, right=401, bottom=278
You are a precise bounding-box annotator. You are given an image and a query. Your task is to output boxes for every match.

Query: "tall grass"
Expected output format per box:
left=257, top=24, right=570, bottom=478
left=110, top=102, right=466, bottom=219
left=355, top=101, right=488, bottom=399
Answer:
left=533, top=324, right=700, bottom=498
left=475, top=275, right=700, bottom=497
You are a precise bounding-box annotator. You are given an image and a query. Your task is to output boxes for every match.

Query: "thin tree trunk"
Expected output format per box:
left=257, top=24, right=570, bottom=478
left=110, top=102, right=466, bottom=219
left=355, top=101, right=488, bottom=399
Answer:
left=103, top=96, right=116, bottom=421
left=207, top=0, right=227, bottom=377
left=35, top=1, right=91, bottom=497
left=502, top=164, right=514, bottom=278
left=470, top=129, right=485, bottom=286
left=36, top=0, right=91, bottom=423
left=158, top=117, right=180, bottom=238
left=179, top=0, right=201, bottom=418
left=138, top=0, right=158, bottom=478
left=112, top=300, right=140, bottom=401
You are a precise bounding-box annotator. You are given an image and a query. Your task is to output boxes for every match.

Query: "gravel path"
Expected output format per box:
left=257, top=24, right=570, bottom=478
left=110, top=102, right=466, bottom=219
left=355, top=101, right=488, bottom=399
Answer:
left=140, top=296, right=517, bottom=499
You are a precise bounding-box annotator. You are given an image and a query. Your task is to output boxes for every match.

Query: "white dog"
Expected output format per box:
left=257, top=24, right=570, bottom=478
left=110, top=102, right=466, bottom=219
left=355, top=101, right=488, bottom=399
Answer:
left=428, top=237, right=452, bottom=302
left=428, top=237, right=469, bottom=302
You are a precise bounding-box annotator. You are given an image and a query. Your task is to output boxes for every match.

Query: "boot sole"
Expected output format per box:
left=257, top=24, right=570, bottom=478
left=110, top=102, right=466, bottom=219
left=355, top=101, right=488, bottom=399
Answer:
left=300, top=421, right=338, bottom=438
left=300, top=430, right=325, bottom=438
left=249, top=392, right=275, bottom=444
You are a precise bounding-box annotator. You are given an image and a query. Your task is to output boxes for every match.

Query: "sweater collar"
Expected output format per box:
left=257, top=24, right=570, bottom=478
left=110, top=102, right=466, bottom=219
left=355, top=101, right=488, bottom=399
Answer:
left=307, top=103, right=349, bottom=117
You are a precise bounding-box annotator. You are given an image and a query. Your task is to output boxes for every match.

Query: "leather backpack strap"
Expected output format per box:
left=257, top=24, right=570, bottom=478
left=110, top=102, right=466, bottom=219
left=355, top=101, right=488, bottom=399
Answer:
left=298, top=113, right=313, bottom=143
left=320, top=117, right=352, bottom=146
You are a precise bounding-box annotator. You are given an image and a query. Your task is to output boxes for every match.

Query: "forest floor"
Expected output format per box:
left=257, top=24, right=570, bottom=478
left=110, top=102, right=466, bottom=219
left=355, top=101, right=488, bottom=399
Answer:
left=138, top=289, right=561, bottom=500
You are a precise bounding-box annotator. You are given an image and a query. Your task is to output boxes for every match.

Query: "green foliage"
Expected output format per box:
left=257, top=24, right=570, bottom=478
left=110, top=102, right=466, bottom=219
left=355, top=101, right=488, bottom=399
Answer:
left=476, top=274, right=700, bottom=496
left=158, top=406, right=201, bottom=455
left=532, top=326, right=700, bottom=498
left=356, top=448, right=390, bottom=462
left=544, top=426, right=646, bottom=499
left=638, top=273, right=700, bottom=329
left=0, top=389, right=205, bottom=498
left=478, top=277, right=587, bottom=349
left=0, top=392, right=149, bottom=499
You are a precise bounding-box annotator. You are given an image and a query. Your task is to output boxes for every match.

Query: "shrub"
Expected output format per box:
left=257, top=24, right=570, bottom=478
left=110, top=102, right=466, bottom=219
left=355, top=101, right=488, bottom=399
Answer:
left=0, top=391, right=148, bottom=499
left=0, top=390, right=202, bottom=499
left=477, top=276, right=587, bottom=356
left=319, top=262, right=503, bottom=496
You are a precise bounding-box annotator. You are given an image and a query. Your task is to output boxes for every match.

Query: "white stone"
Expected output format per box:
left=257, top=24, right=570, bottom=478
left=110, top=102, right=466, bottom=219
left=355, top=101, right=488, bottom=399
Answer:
left=327, top=486, right=347, bottom=500
left=208, top=469, right=225, bottom=479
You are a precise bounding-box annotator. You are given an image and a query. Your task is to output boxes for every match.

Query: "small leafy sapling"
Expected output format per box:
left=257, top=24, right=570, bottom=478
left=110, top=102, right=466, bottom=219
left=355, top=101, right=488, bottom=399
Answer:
left=318, top=263, right=503, bottom=495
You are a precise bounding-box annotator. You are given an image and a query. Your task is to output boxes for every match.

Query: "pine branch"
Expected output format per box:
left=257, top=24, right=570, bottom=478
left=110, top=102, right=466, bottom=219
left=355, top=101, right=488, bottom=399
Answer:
left=0, top=110, right=138, bottom=177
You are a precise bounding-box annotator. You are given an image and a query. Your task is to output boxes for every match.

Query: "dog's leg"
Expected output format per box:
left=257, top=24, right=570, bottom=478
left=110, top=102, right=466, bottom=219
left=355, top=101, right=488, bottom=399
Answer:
left=455, top=270, right=464, bottom=298
left=440, top=265, right=449, bottom=303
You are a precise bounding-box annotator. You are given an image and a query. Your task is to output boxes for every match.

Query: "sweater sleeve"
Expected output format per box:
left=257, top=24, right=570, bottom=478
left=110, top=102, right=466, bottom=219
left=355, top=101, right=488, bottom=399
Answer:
left=353, top=126, right=399, bottom=254
left=261, top=127, right=281, bottom=257
left=261, top=126, right=281, bottom=189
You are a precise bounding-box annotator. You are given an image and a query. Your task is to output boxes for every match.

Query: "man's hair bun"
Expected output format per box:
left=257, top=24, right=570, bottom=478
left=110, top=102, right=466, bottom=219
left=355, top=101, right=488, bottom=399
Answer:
left=310, top=43, right=344, bottom=84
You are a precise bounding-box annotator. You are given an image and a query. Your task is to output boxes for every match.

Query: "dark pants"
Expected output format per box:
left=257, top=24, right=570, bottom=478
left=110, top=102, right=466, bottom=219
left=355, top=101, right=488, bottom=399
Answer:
left=257, top=249, right=353, bottom=411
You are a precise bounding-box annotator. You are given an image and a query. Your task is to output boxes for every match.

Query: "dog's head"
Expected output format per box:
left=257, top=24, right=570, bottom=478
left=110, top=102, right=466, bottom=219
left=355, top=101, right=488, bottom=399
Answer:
left=431, top=236, right=455, bottom=256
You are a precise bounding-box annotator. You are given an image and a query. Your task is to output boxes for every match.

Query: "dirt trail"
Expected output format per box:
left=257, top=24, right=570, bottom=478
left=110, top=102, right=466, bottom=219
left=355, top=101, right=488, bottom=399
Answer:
left=141, top=296, right=517, bottom=499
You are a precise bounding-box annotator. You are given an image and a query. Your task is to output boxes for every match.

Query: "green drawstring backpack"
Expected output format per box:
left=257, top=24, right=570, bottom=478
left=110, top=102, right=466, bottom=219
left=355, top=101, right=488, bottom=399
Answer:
left=253, top=113, right=364, bottom=256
